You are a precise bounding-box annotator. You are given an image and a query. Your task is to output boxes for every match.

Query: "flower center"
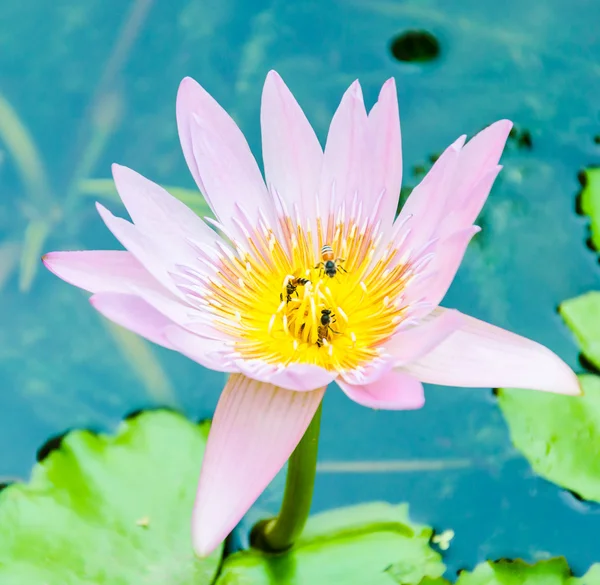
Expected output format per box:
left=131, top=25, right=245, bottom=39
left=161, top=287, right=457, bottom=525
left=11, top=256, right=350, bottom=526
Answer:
left=196, top=206, right=415, bottom=374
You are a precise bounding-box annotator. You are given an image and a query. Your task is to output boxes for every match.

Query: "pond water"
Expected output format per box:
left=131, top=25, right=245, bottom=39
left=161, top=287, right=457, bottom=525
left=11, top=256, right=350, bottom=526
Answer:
left=1, top=0, right=599, bottom=577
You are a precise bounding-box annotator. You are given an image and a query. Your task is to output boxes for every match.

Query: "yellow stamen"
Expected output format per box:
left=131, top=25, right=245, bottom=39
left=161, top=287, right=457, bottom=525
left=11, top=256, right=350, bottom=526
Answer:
left=200, top=214, right=412, bottom=373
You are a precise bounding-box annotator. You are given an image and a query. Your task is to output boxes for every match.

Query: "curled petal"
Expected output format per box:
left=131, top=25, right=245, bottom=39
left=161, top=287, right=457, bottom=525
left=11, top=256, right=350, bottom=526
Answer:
left=261, top=71, right=323, bottom=232
left=236, top=359, right=337, bottom=392
left=90, top=293, right=174, bottom=348
left=401, top=308, right=581, bottom=395
left=192, top=374, right=325, bottom=556
left=176, top=77, right=273, bottom=236
left=337, top=370, right=425, bottom=410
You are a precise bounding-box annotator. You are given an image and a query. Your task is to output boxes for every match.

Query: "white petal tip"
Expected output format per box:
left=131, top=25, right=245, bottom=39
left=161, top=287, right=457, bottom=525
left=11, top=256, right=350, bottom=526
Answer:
left=265, top=69, right=282, bottom=82
left=41, top=253, right=54, bottom=269
left=380, top=77, right=397, bottom=92
left=488, top=119, right=514, bottom=138
left=179, top=76, right=197, bottom=90
left=566, top=375, right=584, bottom=396
left=192, top=534, right=221, bottom=559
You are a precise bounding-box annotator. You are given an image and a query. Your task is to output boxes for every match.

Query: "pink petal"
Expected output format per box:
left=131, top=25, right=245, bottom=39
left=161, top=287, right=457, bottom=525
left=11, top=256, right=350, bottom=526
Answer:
left=366, top=78, right=402, bottom=232
left=401, top=308, right=582, bottom=395
left=386, top=309, right=465, bottom=364
left=407, top=226, right=480, bottom=307
left=111, top=164, right=222, bottom=268
left=395, top=135, right=464, bottom=253
left=164, top=324, right=238, bottom=372
left=192, top=374, right=326, bottom=556
left=96, top=202, right=180, bottom=295
left=236, top=359, right=337, bottom=391
left=339, top=356, right=394, bottom=386
left=438, top=120, right=512, bottom=237
left=43, top=249, right=192, bottom=325
left=337, top=370, right=424, bottom=410
left=176, top=77, right=273, bottom=236
left=455, top=120, right=512, bottom=209
left=90, top=293, right=174, bottom=348
left=319, top=80, right=368, bottom=214
left=441, top=166, right=502, bottom=237
left=261, top=71, right=323, bottom=233
left=43, top=250, right=159, bottom=294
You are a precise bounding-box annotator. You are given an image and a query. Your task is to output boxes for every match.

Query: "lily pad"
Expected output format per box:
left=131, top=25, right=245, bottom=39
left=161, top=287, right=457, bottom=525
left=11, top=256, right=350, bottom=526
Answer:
left=0, top=410, right=221, bottom=584
left=559, top=292, right=600, bottom=370
left=498, top=374, right=600, bottom=502
left=454, top=558, right=600, bottom=585
left=215, top=502, right=445, bottom=585
left=579, top=166, right=600, bottom=250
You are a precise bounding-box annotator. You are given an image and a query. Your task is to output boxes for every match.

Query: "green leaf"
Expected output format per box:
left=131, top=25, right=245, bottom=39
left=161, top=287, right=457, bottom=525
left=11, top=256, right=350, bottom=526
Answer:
left=0, top=410, right=221, bottom=584
left=580, top=167, right=600, bottom=250
left=454, top=558, right=600, bottom=585
left=215, top=502, right=445, bottom=585
left=559, top=292, right=600, bottom=370
left=0, top=91, right=52, bottom=207
left=18, top=217, right=52, bottom=292
left=498, top=374, right=600, bottom=502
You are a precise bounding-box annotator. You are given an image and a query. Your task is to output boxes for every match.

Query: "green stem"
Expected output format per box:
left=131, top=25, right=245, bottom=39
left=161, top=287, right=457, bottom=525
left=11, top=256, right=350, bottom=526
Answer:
left=252, top=401, right=323, bottom=552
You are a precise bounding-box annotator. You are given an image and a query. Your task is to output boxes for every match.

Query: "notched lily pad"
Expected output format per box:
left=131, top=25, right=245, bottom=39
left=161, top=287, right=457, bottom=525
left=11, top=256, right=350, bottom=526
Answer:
left=498, top=374, right=600, bottom=502
left=215, top=502, right=445, bottom=585
left=0, top=410, right=221, bottom=584
left=560, top=292, right=600, bottom=371
left=578, top=166, right=600, bottom=250
left=455, top=558, right=600, bottom=585
left=498, top=292, right=600, bottom=501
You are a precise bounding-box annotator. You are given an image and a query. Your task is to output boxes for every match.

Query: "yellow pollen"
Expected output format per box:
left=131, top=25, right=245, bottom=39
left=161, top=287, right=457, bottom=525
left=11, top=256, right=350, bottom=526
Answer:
left=202, top=216, right=413, bottom=374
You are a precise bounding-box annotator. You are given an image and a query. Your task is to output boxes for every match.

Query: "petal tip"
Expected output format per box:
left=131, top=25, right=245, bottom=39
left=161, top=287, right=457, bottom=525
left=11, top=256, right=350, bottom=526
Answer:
left=345, top=79, right=364, bottom=103
left=179, top=76, right=198, bottom=91
left=191, top=529, right=220, bottom=559
left=41, top=251, right=64, bottom=276
left=265, top=69, right=282, bottom=83
left=381, top=77, right=397, bottom=93
left=489, top=119, right=514, bottom=140
left=111, top=162, right=124, bottom=173
left=568, top=374, right=584, bottom=397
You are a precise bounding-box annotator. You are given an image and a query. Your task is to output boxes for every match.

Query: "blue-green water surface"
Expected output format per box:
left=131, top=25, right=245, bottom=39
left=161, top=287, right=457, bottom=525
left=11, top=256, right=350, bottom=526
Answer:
left=1, top=0, right=599, bottom=576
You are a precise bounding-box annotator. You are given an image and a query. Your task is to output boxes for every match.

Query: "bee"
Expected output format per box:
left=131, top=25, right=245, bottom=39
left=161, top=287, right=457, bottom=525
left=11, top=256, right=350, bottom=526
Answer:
left=280, top=275, right=310, bottom=303
left=316, top=308, right=339, bottom=347
left=315, top=244, right=346, bottom=278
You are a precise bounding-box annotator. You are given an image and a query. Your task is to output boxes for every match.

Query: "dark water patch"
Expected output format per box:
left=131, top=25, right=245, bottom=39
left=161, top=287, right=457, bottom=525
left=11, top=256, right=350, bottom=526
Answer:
left=35, top=425, right=101, bottom=462
left=560, top=488, right=600, bottom=513
left=389, top=30, right=440, bottom=63
left=508, top=126, right=533, bottom=150
left=124, top=406, right=181, bottom=421
left=578, top=353, right=600, bottom=375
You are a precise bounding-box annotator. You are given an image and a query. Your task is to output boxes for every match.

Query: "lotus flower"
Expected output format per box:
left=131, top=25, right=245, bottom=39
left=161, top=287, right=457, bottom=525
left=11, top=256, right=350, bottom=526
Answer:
left=43, top=71, right=580, bottom=556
